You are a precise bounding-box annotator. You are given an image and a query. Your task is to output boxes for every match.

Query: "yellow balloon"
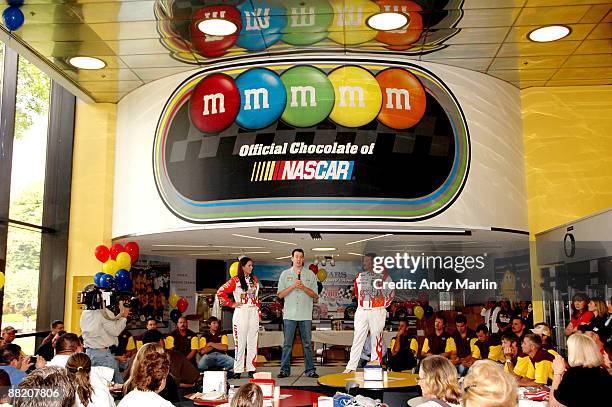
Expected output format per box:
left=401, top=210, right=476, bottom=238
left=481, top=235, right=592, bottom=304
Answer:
left=414, top=305, right=424, bottom=320
left=229, top=262, right=239, bottom=278
left=328, top=66, right=382, bottom=128
left=328, top=0, right=378, bottom=45
left=169, top=293, right=179, bottom=308
left=0, top=272, right=4, bottom=289
left=116, top=252, right=132, bottom=271
left=102, top=259, right=119, bottom=275
left=317, top=268, right=327, bottom=282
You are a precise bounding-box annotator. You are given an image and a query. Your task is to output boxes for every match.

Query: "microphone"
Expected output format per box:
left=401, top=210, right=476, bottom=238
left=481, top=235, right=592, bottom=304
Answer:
left=297, top=271, right=301, bottom=280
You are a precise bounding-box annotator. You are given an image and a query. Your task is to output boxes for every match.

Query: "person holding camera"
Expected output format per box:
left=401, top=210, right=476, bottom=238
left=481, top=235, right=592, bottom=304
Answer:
left=80, top=296, right=130, bottom=384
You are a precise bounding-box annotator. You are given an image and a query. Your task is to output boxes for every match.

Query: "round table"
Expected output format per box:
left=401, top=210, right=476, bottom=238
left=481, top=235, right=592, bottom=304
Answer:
left=318, top=371, right=419, bottom=390
left=189, top=389, right=326, bottom=406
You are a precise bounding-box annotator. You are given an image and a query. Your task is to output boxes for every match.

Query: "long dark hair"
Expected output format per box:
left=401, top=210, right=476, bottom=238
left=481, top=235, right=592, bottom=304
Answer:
left=237, top=257, right=254, bottom=291
left=66, top=353, right=93, bottom=407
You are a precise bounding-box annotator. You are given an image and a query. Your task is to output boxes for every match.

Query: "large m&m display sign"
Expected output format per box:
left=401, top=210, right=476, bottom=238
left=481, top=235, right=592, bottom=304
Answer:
left=187, top=64, right=427, bottom=133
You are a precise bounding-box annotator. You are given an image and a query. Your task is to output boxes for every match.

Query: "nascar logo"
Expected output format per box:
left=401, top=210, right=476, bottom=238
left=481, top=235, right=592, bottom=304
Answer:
left=251, top=160, right=354, bottom=181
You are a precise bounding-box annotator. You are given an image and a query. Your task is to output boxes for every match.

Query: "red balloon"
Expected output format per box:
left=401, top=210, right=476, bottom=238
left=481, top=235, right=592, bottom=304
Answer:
left=94, top=245, right=110, bottom=263
left=189, top=73, right=240, bottom=134
left=109, top=243, right=124, bottom=260
left=177, top=297, right=189, bottom=313
left=309, top=264, right=318, bottom=274
left=125, top=241, right=140, bottom=264
left=190, top=6, right=242, bottom=58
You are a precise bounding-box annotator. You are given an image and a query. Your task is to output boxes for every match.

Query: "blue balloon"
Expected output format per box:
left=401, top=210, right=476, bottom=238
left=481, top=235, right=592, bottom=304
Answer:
left=99, top=274, right=114, bottom=289
left=118, top=279, right=132, bottom=292
left=170, top=309, right=182, bottom=323
left=94, top=272, right=106, bottom=286
left=236, top=1, right=286, bottom=51
left=235, top=68, right=286, bottom=130
left=115, top=269, right=130, bottom=283
left=3, top=6, right=24, bottom=32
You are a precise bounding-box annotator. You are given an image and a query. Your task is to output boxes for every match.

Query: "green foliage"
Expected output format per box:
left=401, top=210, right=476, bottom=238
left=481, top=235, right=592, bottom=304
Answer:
left=14, top=57, right=50, bottom=140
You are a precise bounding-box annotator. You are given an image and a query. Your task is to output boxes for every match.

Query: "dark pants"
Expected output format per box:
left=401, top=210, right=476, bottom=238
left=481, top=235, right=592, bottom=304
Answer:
left=387, top=350, right=417, bottom=372
left=280, top=319, right=315, bottom=375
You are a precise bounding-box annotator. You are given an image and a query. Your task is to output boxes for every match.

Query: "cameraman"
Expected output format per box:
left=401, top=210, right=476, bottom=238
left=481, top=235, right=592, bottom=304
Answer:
left=80, top=298, right=130, bottom=384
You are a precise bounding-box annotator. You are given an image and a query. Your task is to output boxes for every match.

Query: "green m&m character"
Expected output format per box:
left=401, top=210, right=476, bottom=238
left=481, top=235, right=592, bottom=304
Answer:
left=280, top=66, right=335, bottom=128
left=282, top=0, right=334, bottom=46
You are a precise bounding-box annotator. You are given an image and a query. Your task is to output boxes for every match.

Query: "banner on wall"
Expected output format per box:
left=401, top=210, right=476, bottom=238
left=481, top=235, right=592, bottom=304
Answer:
left=153, top=61, right=470, bottom=223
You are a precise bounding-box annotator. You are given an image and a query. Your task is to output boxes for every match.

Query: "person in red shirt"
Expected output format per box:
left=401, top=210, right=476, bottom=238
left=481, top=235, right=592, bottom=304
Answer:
left=216, top=257, right=260, bottom=379
left=565, top=293, right=594, bottom=336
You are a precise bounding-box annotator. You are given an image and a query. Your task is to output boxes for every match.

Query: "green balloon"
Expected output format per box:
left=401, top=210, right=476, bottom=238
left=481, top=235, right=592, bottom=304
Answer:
left=282, top=0, right=334, bottom=45
left=281, top=66, right=335, bottom=128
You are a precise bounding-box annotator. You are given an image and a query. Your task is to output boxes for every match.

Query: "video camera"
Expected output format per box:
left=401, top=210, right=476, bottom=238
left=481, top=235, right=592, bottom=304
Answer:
left=76, top=284, right=139, bottom=314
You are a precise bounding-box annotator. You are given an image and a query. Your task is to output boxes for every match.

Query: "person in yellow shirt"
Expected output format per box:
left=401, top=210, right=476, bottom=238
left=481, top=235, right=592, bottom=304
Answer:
left=197, top=316, right=235, bottom=378
left=422, top=312, right=456, bottom=358
left=166, top=316, right=199, bottom=364
left=386, top=319, right=417, bottom=371
left=471, top=324, right=504, bottom=363
left=507, top=333, right=554, bottom=387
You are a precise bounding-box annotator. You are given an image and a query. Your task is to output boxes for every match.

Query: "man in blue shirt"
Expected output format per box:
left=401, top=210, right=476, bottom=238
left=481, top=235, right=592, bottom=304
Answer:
left=0, top=344, right=28, bottom=386
left=277, top=248, right=319, bottom=378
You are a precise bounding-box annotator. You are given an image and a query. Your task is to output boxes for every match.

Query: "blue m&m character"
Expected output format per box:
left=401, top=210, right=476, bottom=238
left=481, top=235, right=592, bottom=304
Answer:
left=236, top=0, right=286, bottom=51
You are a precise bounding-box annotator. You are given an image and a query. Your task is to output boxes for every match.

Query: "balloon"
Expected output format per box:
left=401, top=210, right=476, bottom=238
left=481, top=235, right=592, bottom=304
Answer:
left=309, top=264, right=318, bottom=274
left=229, top=262, right=239, bottom=278
left=116, top=252, right=132, bottom=271
left=2, top=6, right=24, bottom=32
left=99, top=274, right=114, bottom=289
left=177, top=297, right=188, bottom=313
left=94, top=245, right=110, bottom=263
left=94, top=272, right=106, bottom=286
left=124, top=242, right=139, bottom=264
left=102, top=259, right=119, bottom=275
left=170, top=309, right=182, bottom=323
left=317, top=268, right=327, bottom=282
left=424, top=305, right=434, bottom=318
left=317, top=281, right=323, bottom=295
left=109, top=243, right=124, bottom=260
left=169, top=292, right=180, bottom=308
left=0, top=272, right=4, bottom=289
left=414, top=305, right=424, bottom=320
left=115, top=268, right=130, bottom=282
left=117, top=279, right=132, bottom=292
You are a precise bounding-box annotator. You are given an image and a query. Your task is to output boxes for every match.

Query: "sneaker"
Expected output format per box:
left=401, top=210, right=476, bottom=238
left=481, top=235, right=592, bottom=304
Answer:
left=248, top=371, right=254, bottom=378
left=306, top=372, right=319, bottom=378
left=277, top=372, right=289, bottom=378
left=343, top=369, right=354, bottom=374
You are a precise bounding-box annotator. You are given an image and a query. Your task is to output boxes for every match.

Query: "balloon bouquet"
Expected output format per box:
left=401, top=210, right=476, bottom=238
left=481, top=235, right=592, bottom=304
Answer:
left=93, top=242, right=140, bottom=292
left=168, top=292, right=189, bottom=323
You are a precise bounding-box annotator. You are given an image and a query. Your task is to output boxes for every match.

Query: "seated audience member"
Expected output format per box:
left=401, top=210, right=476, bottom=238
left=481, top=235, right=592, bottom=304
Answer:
left=1, top=327, right=16, bottom=345
left=463, top=360, right=518, bottom=407
left=197, top=317, right=235, bottom=376
left=36, top=320, right=64, bottom=361
left=126, top=318, right=158, bottom=354
left=166, top=317, right=198, bottom=364
left=472, top=324, right=503, bottom=363
left=512, top=334, right=555, bottom=387
left=510, top=316, right=527, bottom=343
left=496, top=299, right=514, bottom=334
left=66, top=352, right=114, bottom=407
left=422, top=312, right=456, bottom=358
left=501, top=333, right=529, bottom=375
left=588, top=298, right=610, bottom=328
left=231, top=382, right=264, bottom=407
left=531, top=323, right=558, bottom=355
left=0, top=344, right=28, bottom=385
left=37, top=330, right=66, bottom=362
left=517, top=301, right=534, bottom=329
left=565, top=292, right=594, bottom=336
left=13, top=366, right=76, bottom=407
left=549, top=332, right=612, bottom=407
left=142, top=329, right=199, bottom=388
left=124, top=342, right=179, bottom=403
left=119, top=352, right=174, bottom=407
left=387, top=318, right=417, bottom=372
left=579, top=322, right=611, bottom=367
left=48, top=333, right=83, bottom=367
left=450, top=314, right=477, bottom=375
left=114, top=329, right=135, bottom=370
left=0, top=370, right=10, bottom=405
left=416, top=355, right=462, bottom=407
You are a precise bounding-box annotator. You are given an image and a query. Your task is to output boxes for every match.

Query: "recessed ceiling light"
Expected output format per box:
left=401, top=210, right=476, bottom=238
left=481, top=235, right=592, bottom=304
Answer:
left=68, top=56, right=106, bottom=70
left=197, top=19, right=239, bottom=36
left=275, top=255, right=292, bottom=260
left=366, top=12, right=409, bottom=31
left=528, top=25, right=570, bottom=42
left=312, top=247, right=337, bottom=252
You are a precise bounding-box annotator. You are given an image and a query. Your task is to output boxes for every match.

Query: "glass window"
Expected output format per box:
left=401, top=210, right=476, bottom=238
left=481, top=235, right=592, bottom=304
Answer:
left=8, top=56, right=51, bottom=226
